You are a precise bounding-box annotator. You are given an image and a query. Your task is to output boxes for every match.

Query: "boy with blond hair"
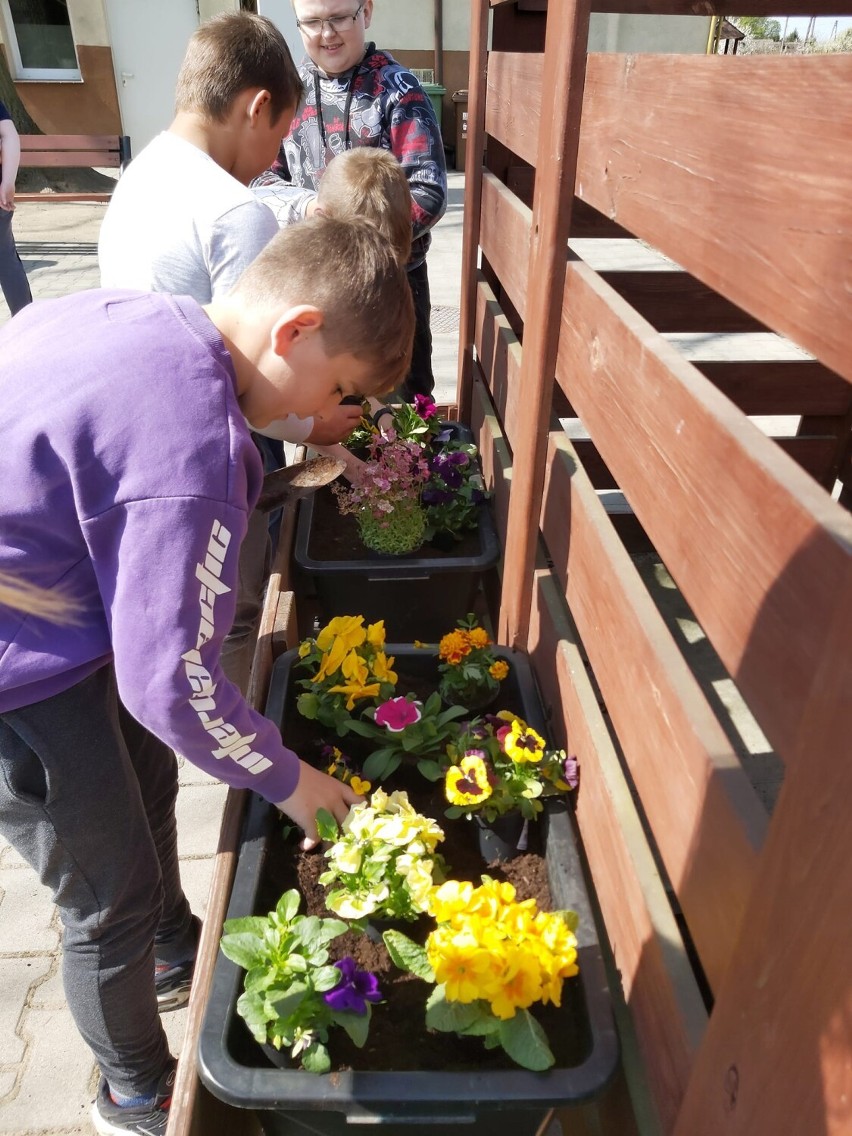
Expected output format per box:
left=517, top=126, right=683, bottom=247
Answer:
left=0, top=215, right=413, bottom=1136
left=255, top=146, right=412, bottom=266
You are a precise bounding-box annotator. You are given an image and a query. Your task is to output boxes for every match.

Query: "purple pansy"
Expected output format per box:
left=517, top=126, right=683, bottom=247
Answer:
left=563, top=754, right=580, bottom=790
left=422, top=486, right=454, bottom=506
left=323, top=957, right=382, bottom=1015
left=374, top=696, right=423, bottom=732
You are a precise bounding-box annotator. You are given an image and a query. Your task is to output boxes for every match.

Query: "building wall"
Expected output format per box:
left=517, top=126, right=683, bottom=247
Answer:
left=1, top=0, right=121, bottom=133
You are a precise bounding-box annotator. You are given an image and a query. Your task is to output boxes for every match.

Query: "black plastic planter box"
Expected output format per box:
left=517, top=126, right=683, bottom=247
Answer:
left=198, top=648, right=618, bottom=1135
left=293, top=425, right=501, bottom=642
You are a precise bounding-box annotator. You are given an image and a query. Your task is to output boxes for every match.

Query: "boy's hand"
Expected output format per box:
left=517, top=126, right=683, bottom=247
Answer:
left=310, top=442, right=365, bottom=483
left=0, top=178, right=15, bottom=211
left=274, top=760, right=364, bottom=849
left=306, top=401, right=363, bottom=446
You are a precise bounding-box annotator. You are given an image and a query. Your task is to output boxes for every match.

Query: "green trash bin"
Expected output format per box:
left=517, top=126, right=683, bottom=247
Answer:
left=421, top=82, right=446, bottom=133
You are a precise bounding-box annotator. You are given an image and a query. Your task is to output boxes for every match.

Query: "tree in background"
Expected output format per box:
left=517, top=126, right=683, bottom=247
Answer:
left=731, top=16, right=783, bottom=40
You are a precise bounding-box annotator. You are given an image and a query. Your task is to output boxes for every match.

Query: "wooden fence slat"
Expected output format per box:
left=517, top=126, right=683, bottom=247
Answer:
left=693, top=360, right=852, bottom=418
left=486, top=51, right=542, bottom=166
left=556, top=255, right=852, bottom=767
left=479, top=170, right=532, bottom=325
left=474, top=275, right=523, bottom=430
left=576, top=53, right=852, bottom=382
left=20, top=151, right=122, bottom=168
left=673, top=577, right=852, bottom=1136
left=542, top=430, right=767, bottom=993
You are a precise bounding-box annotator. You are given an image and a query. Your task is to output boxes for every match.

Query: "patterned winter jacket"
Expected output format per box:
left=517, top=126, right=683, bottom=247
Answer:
left=253, top=44, right=447, bottom=270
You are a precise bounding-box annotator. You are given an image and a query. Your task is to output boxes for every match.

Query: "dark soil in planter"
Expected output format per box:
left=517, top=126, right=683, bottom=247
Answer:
left=251, top=756, right=586, bottom=1074
left=306, top=483, right=482, bottom=563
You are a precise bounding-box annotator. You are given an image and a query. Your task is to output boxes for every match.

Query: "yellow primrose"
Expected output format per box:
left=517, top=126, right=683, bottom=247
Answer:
left=327, top=843, right=362, bottom=874
left=488, top=951, right=543, bottom=1019
left=428, top=879, right=474, bottom=922
left=327, top=680, right=381, bottom=711
left=326, top=886, right=388, bottom=920
left=316, top=615, right=367, bottom=653
left=428, top=935, right=499, bottom=1004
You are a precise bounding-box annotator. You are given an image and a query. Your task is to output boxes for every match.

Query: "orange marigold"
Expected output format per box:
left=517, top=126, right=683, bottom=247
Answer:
left=439, top=630, right=471, bottom=665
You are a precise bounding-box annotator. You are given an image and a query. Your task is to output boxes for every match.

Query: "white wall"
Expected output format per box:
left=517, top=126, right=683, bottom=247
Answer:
left=257, top=0, right=302, bottom=61
left=589, top=14, right=711, bottom=53
left=368, top=0, right=470, bottom=53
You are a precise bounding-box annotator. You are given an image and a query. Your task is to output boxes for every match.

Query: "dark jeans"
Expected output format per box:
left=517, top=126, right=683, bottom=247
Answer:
left=399, top=259, right=434, bottom=401
left=0, top=667, right=196, bottom=1097
left=0, top=206, right=32, bottom=316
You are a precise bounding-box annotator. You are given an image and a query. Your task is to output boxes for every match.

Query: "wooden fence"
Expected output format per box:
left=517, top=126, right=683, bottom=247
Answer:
left=458, top=1, right=852, bottom=1132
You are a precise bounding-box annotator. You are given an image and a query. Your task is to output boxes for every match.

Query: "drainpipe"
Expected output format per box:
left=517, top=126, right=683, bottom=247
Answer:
left=433, top=0, right=444, bottom=88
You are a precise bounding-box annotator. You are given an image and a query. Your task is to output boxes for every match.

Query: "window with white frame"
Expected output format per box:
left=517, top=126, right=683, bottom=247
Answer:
left=1, top=0, right=80, bottom=80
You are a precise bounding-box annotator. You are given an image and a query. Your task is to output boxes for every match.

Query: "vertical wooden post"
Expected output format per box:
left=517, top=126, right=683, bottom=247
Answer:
left=456, top=0, right=491, bottom=425
left=673, top=573, right=852, bottom=1135
left=498, top=0, right=590, bottom=649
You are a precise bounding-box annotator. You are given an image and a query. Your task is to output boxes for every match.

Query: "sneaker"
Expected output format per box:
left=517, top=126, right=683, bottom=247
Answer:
left=154, top=955, right=194, bottom=1012
left=154, top=914, right=200, bottom=1012
left=91, top=1061, right=176, bottom=1136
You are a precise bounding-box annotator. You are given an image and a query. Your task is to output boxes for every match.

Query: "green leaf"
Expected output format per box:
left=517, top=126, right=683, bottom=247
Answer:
left=296, top=692, right=319, bottom=720
left=332, top=1007, right=371, bottom=1048
left=269, top=983, right=310, bottom=1021
left=235, top=990, right=270, bottom=1044
left=425, top=987, right=484, bottom=1033
left=346, top=719, right=380, bottom=737
left=382, top=930, right=435, bottom=980
left=498, top=1009, right=555, bottom=1071
left=552, top=908, right=580, bottom=934
left=424, top=692, right=441, bottom=714
left=275, top=890, right=302, bottom=925
left=438, top=705, right=470, bottom=723
left=417, top=759, right=443, bottom=782
left=219, top=930, right=266, bottom=971
left=315, top=808, right=339, bottom=843
left=363, top=749, right=401, bottom=781
left=301, top=1041, right=331, bottom=1074
left=313, top=964, right=344, bottom=992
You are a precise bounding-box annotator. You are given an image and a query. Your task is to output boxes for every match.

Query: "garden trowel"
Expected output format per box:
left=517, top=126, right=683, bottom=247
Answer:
left=256, top=454, right=345, bottom=513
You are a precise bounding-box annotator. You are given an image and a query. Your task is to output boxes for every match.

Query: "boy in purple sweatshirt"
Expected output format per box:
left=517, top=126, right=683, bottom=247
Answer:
left=0, top=214, right=413, bottom=1136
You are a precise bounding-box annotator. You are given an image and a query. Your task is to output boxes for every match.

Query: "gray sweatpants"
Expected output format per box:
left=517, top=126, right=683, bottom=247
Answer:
left=0, top=666, right=196, bottom=1096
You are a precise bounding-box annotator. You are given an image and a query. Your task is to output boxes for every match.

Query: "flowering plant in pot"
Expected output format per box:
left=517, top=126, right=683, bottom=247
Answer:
left=333, top=434, right=430, bottom=555
left=295, top=615, right=398, bottom=734
left=345, top=692, right=469, bottom=781
left=437, top=713, right=579, bottom=826
left=315, top=788, right=447, bottom=920
left=435, top=615, right=510, bottom=709
left=345, top=396, right=488, bottom=545
left=383, top=876, right=579, bottom=1071
left=219, top=889, right=381, bottom=1073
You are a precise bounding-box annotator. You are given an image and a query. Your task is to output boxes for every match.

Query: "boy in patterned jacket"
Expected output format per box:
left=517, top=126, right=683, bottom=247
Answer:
left=252, top=0, right=447, bottom=401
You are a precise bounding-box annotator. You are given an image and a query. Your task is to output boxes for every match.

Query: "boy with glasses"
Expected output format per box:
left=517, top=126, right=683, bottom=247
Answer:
left=253, top=0, right=447, bottom=402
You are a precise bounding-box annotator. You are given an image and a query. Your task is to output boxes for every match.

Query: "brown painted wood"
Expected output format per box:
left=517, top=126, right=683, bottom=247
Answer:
left=592, top=0, right=851, bottom=11
left=486, top=51, right=541, bottom=167
left=498, top=0, right=591, bottom=651
left=479, top=169, right=532, bottom=324
left=457, top=0, right=492, bottom=422
left=17, top=150, right=121, bottom=167
left=556, top=255, right=852, bottom=767
left=576, top=54, right=852, bottom=383
left=474, top=275, right=523, bottom=429
left=542, top=430, right=767, bottom=993
left=508, top=166, right=632, bottom=237
left=674, top=577, right=852, bottom=1136
left=527, top=569, right=705, bottom=1133
left=695, top=360, right=852, bottom=417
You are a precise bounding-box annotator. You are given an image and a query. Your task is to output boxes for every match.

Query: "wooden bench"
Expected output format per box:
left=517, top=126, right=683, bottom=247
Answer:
left=15, top=133, right=131, bottom=203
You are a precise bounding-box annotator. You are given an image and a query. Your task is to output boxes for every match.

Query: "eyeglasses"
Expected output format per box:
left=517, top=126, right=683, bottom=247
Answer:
left=296, top=5, right=364, bottom=37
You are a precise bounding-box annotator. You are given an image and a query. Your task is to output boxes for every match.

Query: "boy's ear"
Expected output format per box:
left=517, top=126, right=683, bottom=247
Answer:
left=247, top=88, right=272, bottom=125
left=271, top=305, right=324, bottom=357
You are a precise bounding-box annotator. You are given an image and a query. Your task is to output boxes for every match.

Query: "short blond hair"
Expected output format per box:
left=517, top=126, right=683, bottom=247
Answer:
left=175, top=12, right=300, bottom=124
left=317, top=149, right=412, bottom=266
left=233, top=215, right=414, bottom=395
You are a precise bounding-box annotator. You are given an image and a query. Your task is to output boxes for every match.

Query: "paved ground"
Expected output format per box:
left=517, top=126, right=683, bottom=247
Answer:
left=0, top=173, right=465, bottom=1136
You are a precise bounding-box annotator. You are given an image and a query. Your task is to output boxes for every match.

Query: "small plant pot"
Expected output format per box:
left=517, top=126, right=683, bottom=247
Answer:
left=474, top=811, right=527, bottom=863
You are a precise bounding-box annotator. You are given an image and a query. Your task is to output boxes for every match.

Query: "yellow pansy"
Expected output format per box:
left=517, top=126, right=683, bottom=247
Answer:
left=445, top=753, right=493, bottom=807
left=341, top=649, right=369, bottom=685
left=503, top=721, right=547, bottom=764
left=370, top=651, right=398, bottom=685
left=327, top=680, right=381, bottom=711
left=314, top=636, right=348, bottom=682
left=365, top=620, right=386, bottom=647
left=349, top=775, right=371, bottom=796
left=316, top=615, right=367, bottom=653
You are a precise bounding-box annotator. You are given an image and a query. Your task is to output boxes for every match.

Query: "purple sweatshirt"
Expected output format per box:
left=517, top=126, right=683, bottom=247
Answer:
left=0, top=290, right=301, bottom=803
